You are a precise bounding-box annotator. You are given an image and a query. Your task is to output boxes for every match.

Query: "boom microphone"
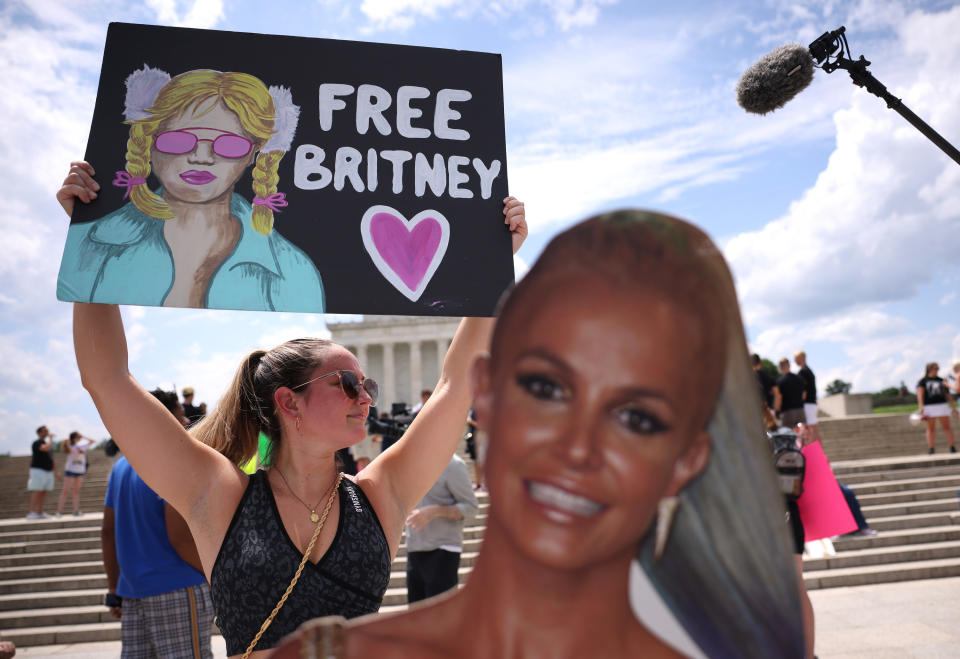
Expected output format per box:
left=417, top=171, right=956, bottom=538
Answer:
left=736, top=44, right=815, bottom=115
left=736, top=26, right=960, bottom=166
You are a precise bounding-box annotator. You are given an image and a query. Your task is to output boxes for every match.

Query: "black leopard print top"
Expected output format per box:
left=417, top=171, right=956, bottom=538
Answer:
left=211, top=470, right=390, bottom=655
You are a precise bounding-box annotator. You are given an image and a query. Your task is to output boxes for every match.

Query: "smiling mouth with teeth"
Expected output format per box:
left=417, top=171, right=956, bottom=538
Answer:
left=526, top=481, right=605, bottom=517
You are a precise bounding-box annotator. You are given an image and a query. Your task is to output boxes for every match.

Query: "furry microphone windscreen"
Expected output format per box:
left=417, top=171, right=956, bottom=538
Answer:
left=736, top=44, right=815, bottom=115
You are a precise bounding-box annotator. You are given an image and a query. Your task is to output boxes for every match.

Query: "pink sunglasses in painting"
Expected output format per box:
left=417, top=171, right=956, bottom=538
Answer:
left=154, top=127, right=255, bottom=159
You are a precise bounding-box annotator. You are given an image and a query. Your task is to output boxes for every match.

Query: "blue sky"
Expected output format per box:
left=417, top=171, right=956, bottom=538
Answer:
left=1, top=0, right=959, bottom=454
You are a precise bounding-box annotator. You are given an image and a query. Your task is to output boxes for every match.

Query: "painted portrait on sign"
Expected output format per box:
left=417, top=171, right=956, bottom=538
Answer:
left=57, top=66, right=325, bottom=312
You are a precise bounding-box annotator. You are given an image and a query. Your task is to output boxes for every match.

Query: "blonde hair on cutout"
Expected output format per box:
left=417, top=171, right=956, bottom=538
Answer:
left=122, top=69, right=283, bottom=235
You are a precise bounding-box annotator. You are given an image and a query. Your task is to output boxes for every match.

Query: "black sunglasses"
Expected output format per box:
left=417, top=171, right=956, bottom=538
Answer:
left=292, top=370, right=379, bottom=406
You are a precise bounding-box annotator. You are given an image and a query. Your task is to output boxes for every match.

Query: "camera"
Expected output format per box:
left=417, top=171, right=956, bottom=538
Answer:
left=366, top=404, right=416, bottom=440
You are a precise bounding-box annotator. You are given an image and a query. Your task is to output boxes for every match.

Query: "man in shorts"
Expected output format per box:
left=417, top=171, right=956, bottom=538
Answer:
left=102, top=389, right=214, bottom=657
left=794, top=351, right=822, bottom=443
left=27, top=425, right=59, bottom=519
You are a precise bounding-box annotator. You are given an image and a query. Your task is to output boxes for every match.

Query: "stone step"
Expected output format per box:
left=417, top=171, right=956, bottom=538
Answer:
left=803, top=539, right=960, bottom=572
left=831, top=525, right=960, bottom=552
left=840, top=468, right=960, bottom=488
left=867, top=511, right=959, bottom=532
left=0, top=604, right=114, bottom=630
left=0, top=560, right=102, bottom=581
left=0, top=512, right=104, bottom=528
left=0, top=526, right=102, bottom=543
left=803, top=556, right=960, bottom=590
left=0, top=588, right=105, bottom=612
left=856, top=485, right=960, bottom=506
left=0, top=573, right=106, bottom=595
left=0, top=621, right=122, bottom=647
left=0, top=548, right=101, bottom=568
left=850, top=475, right=960, bottom=495
left=859, top=497, right=958, bottom=518
left=0, top=536, right=102, bottom=556
left=832, top=456, right=960, bottom=478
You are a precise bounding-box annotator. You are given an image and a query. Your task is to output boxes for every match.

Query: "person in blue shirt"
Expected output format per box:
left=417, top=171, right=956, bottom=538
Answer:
left=102, top=388, right=214, bottom=658
left=57, top=66, right=324, bottom=312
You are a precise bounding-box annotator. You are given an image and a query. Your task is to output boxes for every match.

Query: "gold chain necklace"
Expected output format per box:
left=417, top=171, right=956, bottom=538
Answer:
left=274, top=467, right=341, bottom=523
left=242, top=470, right=344, bottom=659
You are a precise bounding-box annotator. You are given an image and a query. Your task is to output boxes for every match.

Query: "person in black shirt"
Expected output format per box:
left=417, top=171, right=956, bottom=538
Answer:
left=752, top=354, right=777, bottom=429
left=181, top=387, right=206, bottom=426
left=774, top=358, right=806, bottom=429
left=916, top=362, right=956, bottom=454
left=794, top=351, right=822, bottom=443
left=752, top=354, right=774, bottom=406
left=27, top=425, right=60, bottom=519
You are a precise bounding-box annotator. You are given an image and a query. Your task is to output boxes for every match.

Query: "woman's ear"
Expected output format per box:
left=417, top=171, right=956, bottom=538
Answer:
left=273, top=387, right=299, bottom=422
left=470, top=354, right=493, bottom=431
left=665, top=430, right=711, bottom=497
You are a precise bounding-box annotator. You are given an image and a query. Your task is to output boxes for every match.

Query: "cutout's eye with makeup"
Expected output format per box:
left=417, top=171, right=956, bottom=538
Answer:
left=515, top=373, right=569, bottom=402
left=615, top=406, right=669, bottom=436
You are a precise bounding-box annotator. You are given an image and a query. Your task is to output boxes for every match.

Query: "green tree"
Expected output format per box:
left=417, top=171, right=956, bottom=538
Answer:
left=759, top=358, right=779, bottom=379
left=826, top=379, right=852, bottom=396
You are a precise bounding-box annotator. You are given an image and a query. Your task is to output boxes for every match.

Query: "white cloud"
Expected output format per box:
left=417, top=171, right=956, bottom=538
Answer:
left=359, top=0, right=615, bottom=31
left=749, top=306, right=959, bottom=394
left=145, top=0, right=224, bottom=28
left=942, top=292, right=957, bottom=306
left=543, top=0, right=616, bottom=30
left=724, top=4, right=960, bottom=327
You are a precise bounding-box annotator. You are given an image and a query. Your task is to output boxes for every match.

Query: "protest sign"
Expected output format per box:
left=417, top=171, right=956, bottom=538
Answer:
left=57, top=22, right=512, bottom=316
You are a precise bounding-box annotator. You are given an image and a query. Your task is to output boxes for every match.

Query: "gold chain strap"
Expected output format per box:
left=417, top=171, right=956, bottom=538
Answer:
left=242, top=472, right=345, bottom=659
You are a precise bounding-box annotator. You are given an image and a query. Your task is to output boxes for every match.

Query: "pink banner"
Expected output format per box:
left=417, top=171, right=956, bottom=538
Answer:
left=795, top=442, right=857, bottom=541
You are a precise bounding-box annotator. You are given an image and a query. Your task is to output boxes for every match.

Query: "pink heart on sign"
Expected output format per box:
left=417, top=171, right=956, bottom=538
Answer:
left=361, top=206, right=450, bottom=302
left=370, top=213, right=442, bottom=290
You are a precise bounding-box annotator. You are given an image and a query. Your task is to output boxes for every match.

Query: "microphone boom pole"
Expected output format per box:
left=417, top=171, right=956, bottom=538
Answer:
left=810, top=27, right=960, bottom=166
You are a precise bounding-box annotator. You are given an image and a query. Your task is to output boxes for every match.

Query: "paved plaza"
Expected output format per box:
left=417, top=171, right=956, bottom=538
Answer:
left=13, top=576, right=960, bottom=658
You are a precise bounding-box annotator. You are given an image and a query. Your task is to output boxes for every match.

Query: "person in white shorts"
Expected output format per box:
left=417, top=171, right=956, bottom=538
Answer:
left=27, top=426, right=60, bottom=519
left=794, top=351, right=822, bottom=443
left=917, top=362, right=957, bottom=454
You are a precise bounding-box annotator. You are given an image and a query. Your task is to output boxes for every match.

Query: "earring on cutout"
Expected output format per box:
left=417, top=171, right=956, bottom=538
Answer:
left=296, top=415, right=302, bottom=433
left=654, top=496, right=680, bottom=562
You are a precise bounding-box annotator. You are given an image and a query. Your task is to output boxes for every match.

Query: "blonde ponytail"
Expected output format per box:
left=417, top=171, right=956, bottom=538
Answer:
left=191, top=350, right=268, bottom=466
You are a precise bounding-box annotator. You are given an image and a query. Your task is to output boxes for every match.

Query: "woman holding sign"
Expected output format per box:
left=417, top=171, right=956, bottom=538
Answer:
left=270, top=211, right=806, bottom=659
left=61, top=164, right=526, bottom=658
left=57, top=66, right=325, bottom=312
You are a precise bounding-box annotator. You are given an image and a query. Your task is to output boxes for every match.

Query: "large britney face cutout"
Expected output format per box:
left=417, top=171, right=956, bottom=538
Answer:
left=152, top=99, right=258, bottom=206
left=475, top=272, right=711, bottom=571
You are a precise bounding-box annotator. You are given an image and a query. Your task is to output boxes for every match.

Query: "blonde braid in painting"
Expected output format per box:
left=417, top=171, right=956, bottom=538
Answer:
left=124, top=122, right=172, bottom=218
left=251, top=150, right=284, bottom=235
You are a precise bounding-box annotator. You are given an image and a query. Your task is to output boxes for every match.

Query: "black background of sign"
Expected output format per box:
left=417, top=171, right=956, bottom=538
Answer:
left=71, top=22, right=513, bottom=316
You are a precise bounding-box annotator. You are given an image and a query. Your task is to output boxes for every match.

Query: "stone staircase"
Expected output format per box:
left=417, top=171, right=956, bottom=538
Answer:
left=2, top=414, right=959, bottom=647
left=817, top=413, right=936, bottom=461
left=803, top=455, right=960, bottom=589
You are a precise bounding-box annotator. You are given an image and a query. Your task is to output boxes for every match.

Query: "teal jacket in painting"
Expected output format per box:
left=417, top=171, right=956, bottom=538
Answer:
left=57, top=193, right=325, bottom=312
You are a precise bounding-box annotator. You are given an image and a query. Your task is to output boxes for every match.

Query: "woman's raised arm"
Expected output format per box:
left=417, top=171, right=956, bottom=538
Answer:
left=358, top=197, right=526, bottom=541
left=64, top=163, right=242, bottom=527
